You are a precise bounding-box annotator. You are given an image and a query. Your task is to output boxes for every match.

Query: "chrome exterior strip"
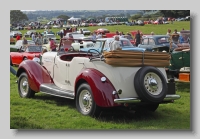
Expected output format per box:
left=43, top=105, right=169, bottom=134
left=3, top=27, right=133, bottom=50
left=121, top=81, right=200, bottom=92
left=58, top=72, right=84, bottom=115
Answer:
left=114, top=94, right=181, bottom=103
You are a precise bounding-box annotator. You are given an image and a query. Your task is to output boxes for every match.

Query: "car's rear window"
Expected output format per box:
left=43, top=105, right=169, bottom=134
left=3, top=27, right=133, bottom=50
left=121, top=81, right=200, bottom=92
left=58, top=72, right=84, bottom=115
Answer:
left=157, top=37, right=169, bottom=43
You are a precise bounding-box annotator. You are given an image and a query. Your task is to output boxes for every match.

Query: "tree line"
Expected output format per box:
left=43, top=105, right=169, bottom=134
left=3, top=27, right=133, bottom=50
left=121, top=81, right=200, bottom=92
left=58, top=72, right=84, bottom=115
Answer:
left=10, top=10, right=190, bottom=24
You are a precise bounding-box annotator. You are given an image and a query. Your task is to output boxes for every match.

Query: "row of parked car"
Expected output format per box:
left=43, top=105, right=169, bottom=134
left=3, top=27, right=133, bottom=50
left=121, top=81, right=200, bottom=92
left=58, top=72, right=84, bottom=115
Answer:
left=10, top=28, right=191, bottom=78
left=10, top=30, right=190, bottom=77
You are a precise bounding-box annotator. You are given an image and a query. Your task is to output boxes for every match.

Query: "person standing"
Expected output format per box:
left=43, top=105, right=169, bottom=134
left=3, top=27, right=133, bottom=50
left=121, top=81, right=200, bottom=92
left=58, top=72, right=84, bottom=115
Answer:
left=22, top=36, right=28, bottom=49
left=35, top=35, right=43, bottom=45
left=166, top=29, right=171, bottom=36
left=80, top=29, right=83, bottom=34
left=119, top=32, right=124, bottom=38
left=96, top=32, right=102, bottom=39
left=178, top=34, right=185, bottom=44
left=49, top=38, right=57, bottom=51
left=60, top=30, right=63, bottom=39
left=32, top=32, right=36, bottom=42
left=109, top=35, right=121, bottom=51
left=16, top=33, right=21, bottom=41
left=171, top=29, right=179, bottom=44
left=135, top=30, right=141, bottom=47
left=43, top=36, right=48, bottom=44
left=92, top=32, right=97, bottom=42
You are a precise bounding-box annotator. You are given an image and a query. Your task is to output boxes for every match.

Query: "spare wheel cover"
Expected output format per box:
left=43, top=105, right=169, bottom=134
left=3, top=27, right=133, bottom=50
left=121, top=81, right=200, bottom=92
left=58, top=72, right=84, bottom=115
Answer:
left=134, top=66, right=168, bottom=103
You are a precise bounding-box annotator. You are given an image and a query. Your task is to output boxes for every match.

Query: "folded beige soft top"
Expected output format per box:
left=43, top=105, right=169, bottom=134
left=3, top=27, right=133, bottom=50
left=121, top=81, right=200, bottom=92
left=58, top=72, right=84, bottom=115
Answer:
left=103, top=50, right=170, bottom=67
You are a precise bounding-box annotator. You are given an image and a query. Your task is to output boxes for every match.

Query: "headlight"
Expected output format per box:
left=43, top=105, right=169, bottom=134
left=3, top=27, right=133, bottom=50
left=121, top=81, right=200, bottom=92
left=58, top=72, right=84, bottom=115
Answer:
left=32, top=57, right=40, bottom=63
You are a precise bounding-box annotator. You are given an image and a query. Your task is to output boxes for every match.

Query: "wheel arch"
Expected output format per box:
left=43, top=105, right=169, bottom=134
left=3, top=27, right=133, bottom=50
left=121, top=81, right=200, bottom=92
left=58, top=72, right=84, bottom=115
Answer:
left=75, top=79, right=87, bottom=95
left=16, top=60, right=53, bottom=92
left=75, top=68, right=121, bottom=107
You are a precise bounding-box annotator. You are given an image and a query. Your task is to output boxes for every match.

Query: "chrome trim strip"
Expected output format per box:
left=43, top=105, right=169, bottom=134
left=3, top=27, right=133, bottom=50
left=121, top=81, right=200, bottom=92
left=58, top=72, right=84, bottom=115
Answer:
left=114, top=94, right=181, bottom=103
left=114, top=98, right=141, bottom=103
left=163, top=94, right=181, bottom=101
left=40, top=83, right=75, bottom=99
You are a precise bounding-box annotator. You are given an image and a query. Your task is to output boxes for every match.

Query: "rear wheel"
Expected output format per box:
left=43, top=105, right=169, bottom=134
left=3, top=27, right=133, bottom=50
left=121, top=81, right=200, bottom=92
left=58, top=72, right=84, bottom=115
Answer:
left=18, top=72, right=35, bottom=98
left=76, top=83, right=100, bottom=117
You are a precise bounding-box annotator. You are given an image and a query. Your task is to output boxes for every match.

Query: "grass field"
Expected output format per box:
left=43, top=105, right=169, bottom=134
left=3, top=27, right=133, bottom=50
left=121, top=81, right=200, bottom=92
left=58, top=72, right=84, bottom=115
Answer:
left=10, top=21, right=191, bottom=129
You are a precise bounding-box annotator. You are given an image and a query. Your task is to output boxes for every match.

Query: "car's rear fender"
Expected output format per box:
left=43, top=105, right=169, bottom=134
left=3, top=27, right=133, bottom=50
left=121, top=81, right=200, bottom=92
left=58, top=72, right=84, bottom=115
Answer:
left=75, top=68, right=121, bottom=107
left=16, top=60, right=53, bottom=92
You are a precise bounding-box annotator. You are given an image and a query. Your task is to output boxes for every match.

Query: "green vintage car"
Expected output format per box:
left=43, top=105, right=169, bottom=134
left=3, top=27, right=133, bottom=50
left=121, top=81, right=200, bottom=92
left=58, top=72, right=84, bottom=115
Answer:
left=166, top=47, right=190, bottom=78
left=168, top=30, right=190, bottom=78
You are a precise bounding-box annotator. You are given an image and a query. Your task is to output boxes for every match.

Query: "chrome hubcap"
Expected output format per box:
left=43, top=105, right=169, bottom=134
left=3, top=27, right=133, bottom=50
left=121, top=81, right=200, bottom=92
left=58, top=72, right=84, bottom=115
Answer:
left=144, top=72, right=162, bottom=95
left=79, top=90, right=92, bottom=113
left=82, top=94, right=90, bottom=106
left=20, top=77, right=29, bottom=96
left=149, top=78, right=158, bottom=90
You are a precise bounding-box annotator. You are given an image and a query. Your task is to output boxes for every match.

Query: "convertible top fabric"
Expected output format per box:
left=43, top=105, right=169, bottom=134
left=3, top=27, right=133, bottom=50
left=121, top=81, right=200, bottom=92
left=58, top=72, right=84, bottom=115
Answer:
left=103, top=50, right=170, bottom=67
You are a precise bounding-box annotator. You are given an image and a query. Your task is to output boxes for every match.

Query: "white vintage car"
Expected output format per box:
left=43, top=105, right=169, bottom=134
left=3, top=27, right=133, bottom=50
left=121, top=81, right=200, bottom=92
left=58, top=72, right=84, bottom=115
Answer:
left=16, top=40, right=181, bottom=117
left=71, top=41, right=94, bottom=51
left=76, top=28, right=91, bottom=35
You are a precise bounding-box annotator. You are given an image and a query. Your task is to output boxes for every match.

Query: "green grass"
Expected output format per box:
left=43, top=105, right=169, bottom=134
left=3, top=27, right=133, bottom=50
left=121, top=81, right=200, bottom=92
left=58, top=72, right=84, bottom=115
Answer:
left=10, top=21, right=191, bottom=129
left=10, top=66, right=190, bottom=130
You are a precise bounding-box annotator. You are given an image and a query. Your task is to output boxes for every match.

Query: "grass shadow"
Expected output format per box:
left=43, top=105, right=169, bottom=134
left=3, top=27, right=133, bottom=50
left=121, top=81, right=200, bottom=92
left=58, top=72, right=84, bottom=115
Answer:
left=94, top=105, right=183, bottom=124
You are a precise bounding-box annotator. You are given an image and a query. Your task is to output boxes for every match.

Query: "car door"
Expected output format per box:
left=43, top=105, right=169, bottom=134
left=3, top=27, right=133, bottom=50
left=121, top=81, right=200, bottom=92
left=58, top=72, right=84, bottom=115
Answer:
left=10, top=52, right=23, bottom=65
left=53, top=55, right=69, bottom=90
left=182, top=50, right=190, bottom=67
left=68, top=57, right=85, bottom=90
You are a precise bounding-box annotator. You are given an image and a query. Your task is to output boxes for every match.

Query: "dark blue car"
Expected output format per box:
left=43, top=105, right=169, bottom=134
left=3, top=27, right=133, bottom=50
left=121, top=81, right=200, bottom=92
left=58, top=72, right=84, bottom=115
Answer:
left=80, top=38, right=146, bottom=53
left=138, top=35, right=178, bottom=52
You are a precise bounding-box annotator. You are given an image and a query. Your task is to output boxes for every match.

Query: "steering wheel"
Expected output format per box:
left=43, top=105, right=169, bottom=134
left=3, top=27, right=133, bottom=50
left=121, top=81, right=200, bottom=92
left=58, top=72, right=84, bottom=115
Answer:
left=87, top=49, right=101, bottom=56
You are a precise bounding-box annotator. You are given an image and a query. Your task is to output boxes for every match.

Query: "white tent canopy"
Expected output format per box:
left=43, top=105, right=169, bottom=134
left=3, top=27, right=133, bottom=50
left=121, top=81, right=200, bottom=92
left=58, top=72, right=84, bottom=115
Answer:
left=68, top=17, right=81, bottom=21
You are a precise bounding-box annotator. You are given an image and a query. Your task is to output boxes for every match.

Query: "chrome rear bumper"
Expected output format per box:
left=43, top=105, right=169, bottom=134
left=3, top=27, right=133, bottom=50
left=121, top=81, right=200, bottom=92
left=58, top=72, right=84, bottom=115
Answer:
left=114, top=94, right=181, bottom=104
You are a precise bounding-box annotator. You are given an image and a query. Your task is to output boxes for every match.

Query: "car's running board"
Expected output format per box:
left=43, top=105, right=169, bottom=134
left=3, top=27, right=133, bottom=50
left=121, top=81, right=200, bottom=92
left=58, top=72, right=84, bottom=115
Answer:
left=40, top=83, right=75, bottom=99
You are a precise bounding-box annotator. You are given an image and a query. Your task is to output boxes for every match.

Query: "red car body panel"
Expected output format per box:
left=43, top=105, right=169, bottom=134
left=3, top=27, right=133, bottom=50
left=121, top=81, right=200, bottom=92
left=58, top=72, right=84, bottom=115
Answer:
left=75, top=68, right=121, bottom=107
left=95, top=29, right=110, bottom=35
left=10, top=52, right=41, bottom=65
left=105, top=33, right=116, bottom=38
left=16, top=60, right=53, bottom=92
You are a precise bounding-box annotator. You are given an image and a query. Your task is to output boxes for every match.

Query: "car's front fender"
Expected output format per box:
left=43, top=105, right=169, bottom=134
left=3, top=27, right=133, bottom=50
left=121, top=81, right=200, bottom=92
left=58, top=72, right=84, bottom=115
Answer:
left=16, top=60, right=53, bottom=92
left=75, top=68, right=121, bottom=107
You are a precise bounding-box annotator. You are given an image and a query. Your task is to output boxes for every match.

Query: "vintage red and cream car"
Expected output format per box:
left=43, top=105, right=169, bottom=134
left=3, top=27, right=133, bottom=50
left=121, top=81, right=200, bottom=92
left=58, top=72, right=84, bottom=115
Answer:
left=16, top=40, right=181, bottom=117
